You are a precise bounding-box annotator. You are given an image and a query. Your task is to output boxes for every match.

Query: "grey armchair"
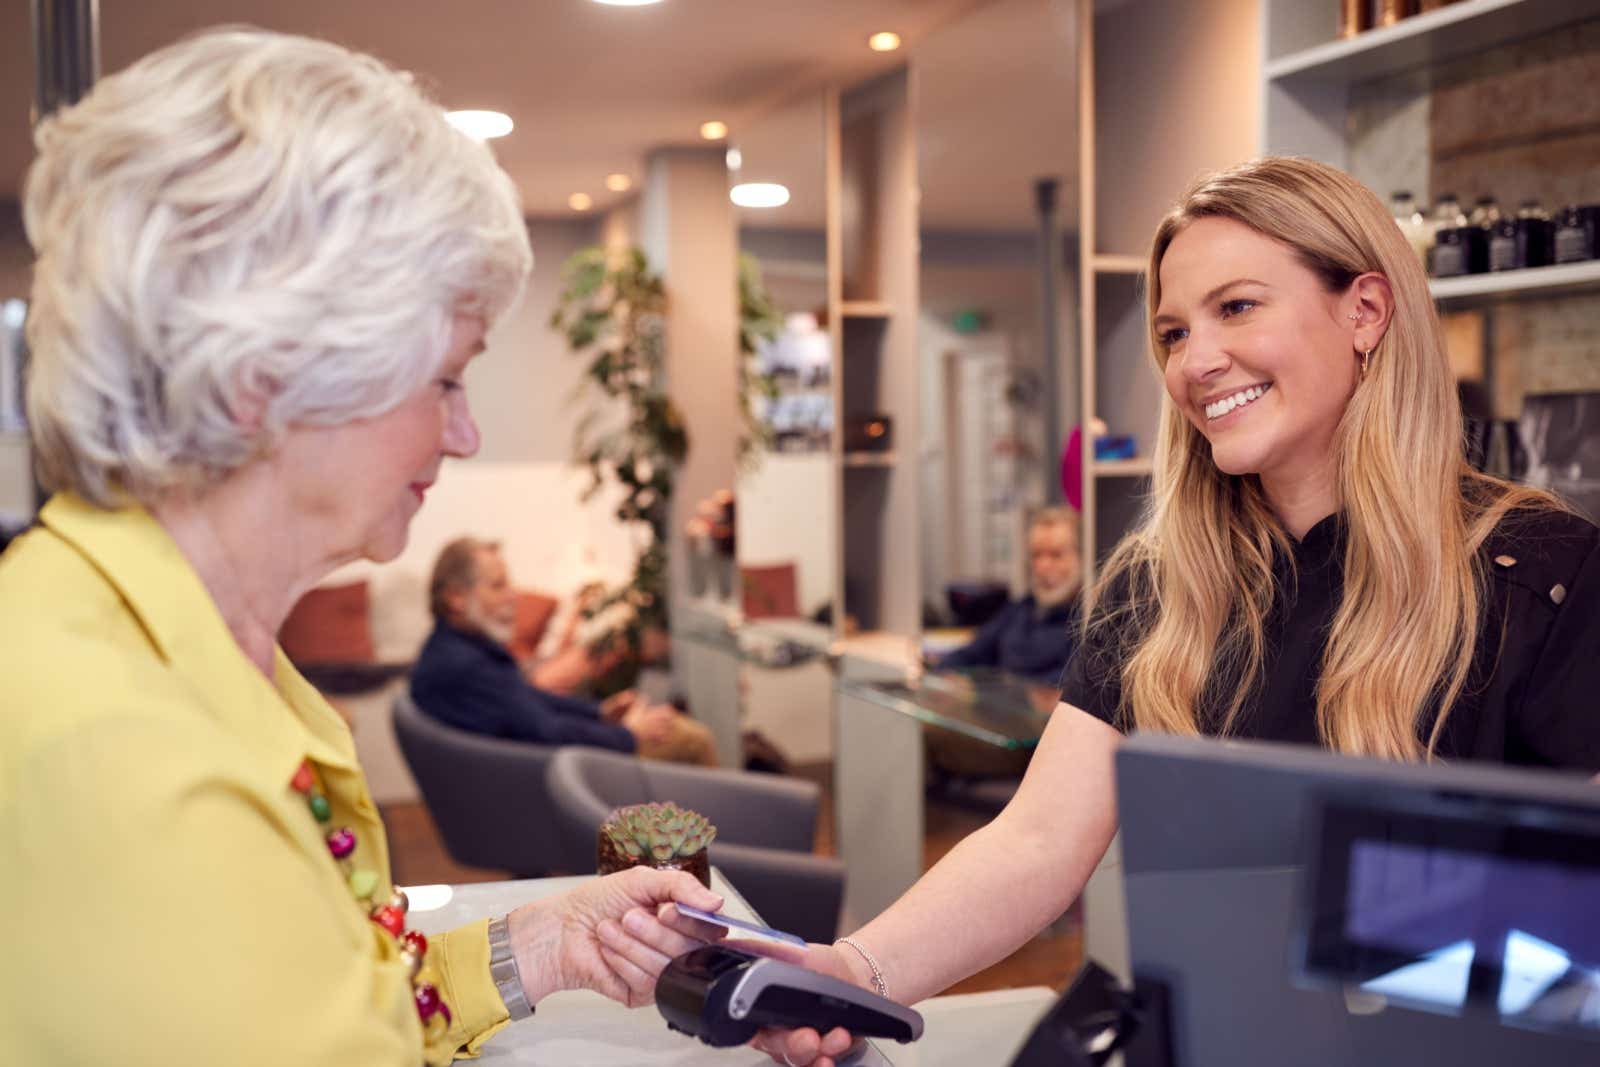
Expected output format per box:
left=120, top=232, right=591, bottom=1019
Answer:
left=391, top=689, right=565, bottom=877
left=545, top=746, right=845, bottom=944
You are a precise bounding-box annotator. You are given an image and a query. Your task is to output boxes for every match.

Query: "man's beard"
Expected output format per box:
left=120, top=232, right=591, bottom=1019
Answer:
left=464, top=598, right=516, bottom=647
left=1031, top=577, right=1079, bottom=611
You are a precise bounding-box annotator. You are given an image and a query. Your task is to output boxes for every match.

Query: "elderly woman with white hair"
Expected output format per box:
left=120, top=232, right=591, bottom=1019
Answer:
left=0, top=28, right=724, bottom=1066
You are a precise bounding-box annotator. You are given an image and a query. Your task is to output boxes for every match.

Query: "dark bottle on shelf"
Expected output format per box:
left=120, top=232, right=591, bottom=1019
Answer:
left=1429, top=194, right=1471, bottom=278
left=1465, top=197, right=1500, bottom=273
left=1489, top=201, right=1553, bottom=272
left=1554, top=205, right=1599, bottom=264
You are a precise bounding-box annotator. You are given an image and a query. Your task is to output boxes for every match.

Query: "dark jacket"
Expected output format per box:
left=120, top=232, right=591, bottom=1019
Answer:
left=939, top=593, right=1080, bottom=682
left=410, top=621, right=636, bottom=752
left=1061, top=507, right=1600, bottom=770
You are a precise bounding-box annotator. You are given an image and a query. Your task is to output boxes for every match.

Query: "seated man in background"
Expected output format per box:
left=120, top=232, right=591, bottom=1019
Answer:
left=924, top=506, right=1084, bottom=783
left=930, top=506, right=1083, bottom=682
left=412, top=537, right=716, bottom=765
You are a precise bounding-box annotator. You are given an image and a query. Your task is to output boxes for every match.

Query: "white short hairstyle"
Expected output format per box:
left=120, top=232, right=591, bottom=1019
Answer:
left=23, top=27, right=533, bottom=506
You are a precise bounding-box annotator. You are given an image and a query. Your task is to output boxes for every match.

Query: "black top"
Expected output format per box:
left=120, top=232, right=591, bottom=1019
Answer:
left=1058, top=506, right=1600, bottom=770
left=938, top=594, right=1081, bottom=683
left=410, top=620, right=636, bottom=752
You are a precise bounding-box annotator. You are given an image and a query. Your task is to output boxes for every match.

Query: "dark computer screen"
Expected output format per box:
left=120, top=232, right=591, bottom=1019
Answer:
left=1303, top=795, right=1600, bottom=1040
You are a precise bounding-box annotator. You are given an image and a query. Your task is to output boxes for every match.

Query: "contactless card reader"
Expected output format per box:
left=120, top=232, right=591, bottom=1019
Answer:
left=656, top=945, right=924, bottom=1048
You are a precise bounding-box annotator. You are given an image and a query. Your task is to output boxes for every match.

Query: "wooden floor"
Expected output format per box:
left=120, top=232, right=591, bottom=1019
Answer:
left=381, top=765, right=1081, bottom=999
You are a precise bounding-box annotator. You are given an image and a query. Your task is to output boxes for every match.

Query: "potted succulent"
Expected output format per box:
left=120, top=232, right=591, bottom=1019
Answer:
left=596, top=802, right=717, bottom=888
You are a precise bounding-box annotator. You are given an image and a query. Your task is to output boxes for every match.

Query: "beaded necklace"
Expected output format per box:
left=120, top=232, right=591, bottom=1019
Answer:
left=291, top=758, right=453, bottom=1043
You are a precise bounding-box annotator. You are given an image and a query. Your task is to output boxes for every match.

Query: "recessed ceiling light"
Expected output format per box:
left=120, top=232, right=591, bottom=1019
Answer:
left=725, top=147, right=743, bottom=171
left=730, top=182, right=790, bottom=209
left=569, top=193, right=593, bottom=211
left=445, top=110, right=513, bottom=140
left=869, top=31, right=902, bottom=52
left=700, top=120, right=729, bottom=141
left=604, top=173, right=632, bottom=192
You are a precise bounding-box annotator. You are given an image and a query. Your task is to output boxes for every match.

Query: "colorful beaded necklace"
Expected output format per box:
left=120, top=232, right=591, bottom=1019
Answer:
left=291, top=758, right=453, bottom=1043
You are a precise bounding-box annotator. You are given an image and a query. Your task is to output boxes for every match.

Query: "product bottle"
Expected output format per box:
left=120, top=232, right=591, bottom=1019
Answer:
left=1389, top=191, right=1432, bottom=264
left=1553, top=205, right=1599, bottom=264
left=1467, top=197, right=1500, bottom=273
left=1489, top=200, right=1553, bottom=272
left=1375, top=0, right=1416, bottom=27
left=1429, top=194, right=1470, bottom=278
left=1338, top=0, right=1371, bottom=37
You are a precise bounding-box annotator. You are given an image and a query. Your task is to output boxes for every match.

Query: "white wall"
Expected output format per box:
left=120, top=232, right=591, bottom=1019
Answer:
left=735, top=452, right=835, bottom=617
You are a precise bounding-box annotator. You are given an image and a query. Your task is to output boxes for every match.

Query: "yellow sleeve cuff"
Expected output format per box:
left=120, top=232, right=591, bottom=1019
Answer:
left=428, top=918, right=513, bottom=1063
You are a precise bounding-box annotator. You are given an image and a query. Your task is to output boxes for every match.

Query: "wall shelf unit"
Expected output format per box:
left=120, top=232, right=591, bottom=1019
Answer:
left=826, top=70, right=920, bottom=642
left=1264, top=0, right=1597, bottom=83
left=1263, top=0, right=1600, bottom=167
left=1090, top=253, right=1147, bottom=275
left=1094, top=458, right=1153, bottom=478
left=839, top=300, right=893, bottom=318
left=842, top=451, right=898, bottom=468
left=1429, top=261, right=1600, bottom=305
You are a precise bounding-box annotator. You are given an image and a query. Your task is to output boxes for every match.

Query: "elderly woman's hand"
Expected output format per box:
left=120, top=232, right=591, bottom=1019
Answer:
left=506, top=867, right=726, bottom=1009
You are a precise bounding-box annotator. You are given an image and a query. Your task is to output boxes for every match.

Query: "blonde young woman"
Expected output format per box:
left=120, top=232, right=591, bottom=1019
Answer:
left=746, top=156, right=1600, bottom=1067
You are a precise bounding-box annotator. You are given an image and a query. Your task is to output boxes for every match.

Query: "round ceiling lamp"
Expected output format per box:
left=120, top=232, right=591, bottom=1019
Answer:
left=730, top=182, right=791, bottom=209
left=445, top=110, right=513, bottom=140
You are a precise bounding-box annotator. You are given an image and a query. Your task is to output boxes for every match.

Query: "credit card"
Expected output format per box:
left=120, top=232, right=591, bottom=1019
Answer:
left=674, top=903, right=807, bottom=946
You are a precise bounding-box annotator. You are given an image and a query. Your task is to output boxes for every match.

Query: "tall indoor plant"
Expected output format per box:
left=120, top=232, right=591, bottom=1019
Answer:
left=551, top=246, right=684, bottom=694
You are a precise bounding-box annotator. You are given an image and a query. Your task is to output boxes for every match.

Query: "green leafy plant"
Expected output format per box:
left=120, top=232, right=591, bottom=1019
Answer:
left=599, top=802, right=716, bottom=863
left=551, top=246, right=685, bottom=693
left=737, top=252, right=782, bottom=470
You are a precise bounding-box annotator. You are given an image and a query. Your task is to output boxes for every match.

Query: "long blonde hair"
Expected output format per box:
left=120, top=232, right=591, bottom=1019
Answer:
left=1095, top=156, right=1557, bottom=760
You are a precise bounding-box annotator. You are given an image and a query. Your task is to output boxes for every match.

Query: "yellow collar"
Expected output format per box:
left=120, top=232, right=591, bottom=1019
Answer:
left=39, top=492, right=358, bottom=784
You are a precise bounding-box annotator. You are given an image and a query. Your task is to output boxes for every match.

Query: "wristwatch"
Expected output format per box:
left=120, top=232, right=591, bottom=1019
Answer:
left=487, top=915, right=534, bottom=1020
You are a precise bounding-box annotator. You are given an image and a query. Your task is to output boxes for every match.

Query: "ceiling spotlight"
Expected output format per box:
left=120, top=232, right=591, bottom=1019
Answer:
left=569, top=193, right=594, bottom=211
left=725, top=147, right=743, bottom=171
left=700, top=120, right=729, bottom=141
left=604, top=173, right=632, bottom=192
left=445, top=110, right=514, bottom=140
left=730, top=182, right=790, bottom=209
left=868, top=31, right=902, bottom=52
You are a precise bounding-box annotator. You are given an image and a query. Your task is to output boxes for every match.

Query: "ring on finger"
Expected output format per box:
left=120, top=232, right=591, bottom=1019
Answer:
left=782, top=1054, right=797, bottom=1067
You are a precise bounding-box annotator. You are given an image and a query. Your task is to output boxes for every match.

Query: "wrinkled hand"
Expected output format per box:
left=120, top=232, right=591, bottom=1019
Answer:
left=622, top=703, right=677, bottom=745
left=731, top=941, right=870, bottom=1066
left=600, top=689, right=641, bottom=723
left=506, top=867, right=725, bottom=1009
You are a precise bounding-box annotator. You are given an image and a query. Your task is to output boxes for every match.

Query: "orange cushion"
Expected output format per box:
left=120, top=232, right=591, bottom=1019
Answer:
left=741, top=563, right=799, bottom=620
left=506, top=589, right=559, bottom=662
left=279, top=581, right=374, bottom=664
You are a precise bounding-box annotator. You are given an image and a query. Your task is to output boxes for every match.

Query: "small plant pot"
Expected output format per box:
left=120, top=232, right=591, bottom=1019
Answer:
left=596, top=833, right=712, bottom=888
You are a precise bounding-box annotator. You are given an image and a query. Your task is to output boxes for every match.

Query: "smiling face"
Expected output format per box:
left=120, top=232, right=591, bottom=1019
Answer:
left=1154, top=217, right=1363, bottom=512
left=277, top=314, right=486, bottom=565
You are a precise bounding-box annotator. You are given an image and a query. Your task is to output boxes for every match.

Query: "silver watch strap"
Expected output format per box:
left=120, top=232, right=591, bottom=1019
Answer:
left=487, top=915, right=534, bottom=1020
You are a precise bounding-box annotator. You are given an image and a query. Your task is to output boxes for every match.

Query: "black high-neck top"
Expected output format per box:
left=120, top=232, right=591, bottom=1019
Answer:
left=1058, top=507, right=1600, bottom=770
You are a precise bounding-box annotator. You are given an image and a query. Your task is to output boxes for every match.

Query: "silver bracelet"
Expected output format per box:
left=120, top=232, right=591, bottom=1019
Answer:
left=834, top=936, right=889, bottom=1000
left=487, top=915, right=534, bottom=1020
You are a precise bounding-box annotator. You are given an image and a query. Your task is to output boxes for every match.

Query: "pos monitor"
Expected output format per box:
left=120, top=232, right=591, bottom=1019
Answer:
left=1115, top=734, right=1600, bottom=1066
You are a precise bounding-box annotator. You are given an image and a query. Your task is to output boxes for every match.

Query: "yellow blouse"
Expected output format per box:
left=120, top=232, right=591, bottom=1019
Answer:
left=0, top=494, right=510, bottom=1065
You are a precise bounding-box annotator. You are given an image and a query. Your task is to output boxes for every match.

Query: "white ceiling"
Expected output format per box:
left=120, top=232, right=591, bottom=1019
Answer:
left=3, top=0, right=1078, bottom=229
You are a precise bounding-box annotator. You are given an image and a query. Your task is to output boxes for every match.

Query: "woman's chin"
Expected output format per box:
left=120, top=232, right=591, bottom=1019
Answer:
left=1208, top=441, right=1263, bottom=478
